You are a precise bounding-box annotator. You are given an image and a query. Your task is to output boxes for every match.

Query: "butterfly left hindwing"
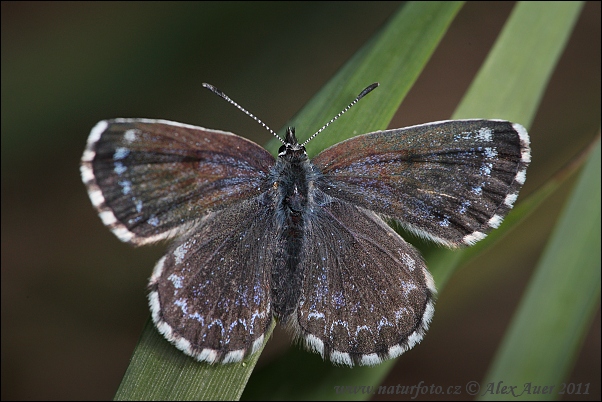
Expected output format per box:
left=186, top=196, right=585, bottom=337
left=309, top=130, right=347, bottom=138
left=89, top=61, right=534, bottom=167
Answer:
left=148, top=196, right=277, bottom=363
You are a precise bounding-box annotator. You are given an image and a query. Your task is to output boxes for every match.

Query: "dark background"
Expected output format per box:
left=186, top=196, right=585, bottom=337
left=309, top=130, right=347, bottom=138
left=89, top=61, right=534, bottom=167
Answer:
left=2, top=2, right=600, bottom=400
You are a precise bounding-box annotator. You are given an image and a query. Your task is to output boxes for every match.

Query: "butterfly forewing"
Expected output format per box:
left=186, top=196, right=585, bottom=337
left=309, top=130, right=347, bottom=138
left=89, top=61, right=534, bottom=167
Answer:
left=292, top=191, right=436, bottom=366
left=81, top=119, right=275, bottom=245
left=312, top=120, right=530, bottom=247
left=148, top=195, right=277, bottom=363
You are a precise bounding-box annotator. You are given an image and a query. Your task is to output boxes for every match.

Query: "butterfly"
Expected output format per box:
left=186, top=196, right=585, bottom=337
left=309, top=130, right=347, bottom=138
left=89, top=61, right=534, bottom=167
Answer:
left=80, top=83, right=530, bottom=366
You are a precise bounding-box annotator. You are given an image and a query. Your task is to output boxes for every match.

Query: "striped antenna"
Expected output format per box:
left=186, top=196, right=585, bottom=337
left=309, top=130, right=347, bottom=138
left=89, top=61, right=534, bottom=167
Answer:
left=301, top=83, right=379, bottom=146
left=202, top=83, right=285, bottom=144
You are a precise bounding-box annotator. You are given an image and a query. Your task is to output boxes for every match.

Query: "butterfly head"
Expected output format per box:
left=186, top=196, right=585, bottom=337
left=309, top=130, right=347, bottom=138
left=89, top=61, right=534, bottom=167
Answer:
left=278, top=127, right=307, bottom=158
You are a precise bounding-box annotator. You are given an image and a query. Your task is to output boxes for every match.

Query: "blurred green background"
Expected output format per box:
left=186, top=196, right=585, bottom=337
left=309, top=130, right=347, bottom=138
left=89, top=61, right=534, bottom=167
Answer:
left=1, top=2, right=599, bottom=400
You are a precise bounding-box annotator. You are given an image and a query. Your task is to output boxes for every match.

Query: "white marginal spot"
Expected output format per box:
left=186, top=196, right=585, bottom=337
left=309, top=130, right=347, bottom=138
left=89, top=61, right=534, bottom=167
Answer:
left=422, top=300, right=436, bottom=326
left=111, top=225, right=134, bottom=243
left=516, top=169, right=527, bottom=185
left=406, top=332, right=422, bottom=350
left=513, top=123, right=530, bottom=146
left=223, top=350, right=245, bottom=363
left=80, top=164, right=94, bottom=183
left=148, top=290, right=161, bottom=322
left=199, top=349, right=219, bottom=364
left=387, top=344, right=406, bottom=360
left=504, top=193, right=518, bottom=208
left=330, top=351, right=352, bottom=366
left=513, top=123, right=531, bottom=163
left=423, top=268, right=437, bottom=295
left=150, top=256, right=167, bottom=283
left=488, top=214, right=503, bottom=228
left=304, top=334, right=325, bottom=357
left=175, top=337, right=192, bottom=355
left=156, top=320, right=174, bottom=339
left=87, top=120, right=109, bottom=148
left=521, top=148, right=531, bottom=164
left=99, top=210, right=117, bottom=226
left=81, top=149, right=96, bottom=163
left=89, top=189, right=105, bottom=207
left=251, top=335, right=265, bottom=354
left=463, top=231, right=486, bottom=245
left=361, top=353, right=382, bottom=366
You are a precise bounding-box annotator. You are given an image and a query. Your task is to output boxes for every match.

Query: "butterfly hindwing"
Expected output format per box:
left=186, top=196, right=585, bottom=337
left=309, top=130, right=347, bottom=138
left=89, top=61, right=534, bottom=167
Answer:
left=148, top=195, right=277, bottom=363
left=291, top=190, right=436, bottom=366
left=312, top=120, right=530, bottom=247
left=81, top=119, right=275, bottom=245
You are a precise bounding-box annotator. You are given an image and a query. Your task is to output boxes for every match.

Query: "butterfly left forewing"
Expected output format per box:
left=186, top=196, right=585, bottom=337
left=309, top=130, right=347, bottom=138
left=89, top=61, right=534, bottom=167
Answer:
left=312, top=119, right=530, bottom=247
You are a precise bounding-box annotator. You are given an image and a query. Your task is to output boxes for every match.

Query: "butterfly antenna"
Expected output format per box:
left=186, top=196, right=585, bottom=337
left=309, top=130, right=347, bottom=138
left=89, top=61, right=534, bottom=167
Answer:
left=202, top=83, right=285, bottom=144
left=301, top=82, right=379, bottom=146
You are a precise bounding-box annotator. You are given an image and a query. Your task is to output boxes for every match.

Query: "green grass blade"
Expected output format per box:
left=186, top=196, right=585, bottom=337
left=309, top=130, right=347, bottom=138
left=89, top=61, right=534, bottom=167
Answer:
left=458, top=134, right=600, bottom=269
left=428, top=0, right=585, bottom=286
left=454, top=1, right=585, bottom=126
left=266, top=1, right=464, bottom=156
left=245, top=2, right=588, bottom=400
left=115, top=2, right=464, bottom=400
left=115, top=319, right=275, bottom=400
left=479, top=136, right=601, bottom=401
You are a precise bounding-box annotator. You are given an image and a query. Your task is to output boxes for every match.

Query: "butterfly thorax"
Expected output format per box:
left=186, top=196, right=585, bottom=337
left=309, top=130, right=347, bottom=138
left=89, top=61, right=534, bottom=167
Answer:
left=271, top=127, right=318, bottom=319
left=276, top=128, right=310, bottom=217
